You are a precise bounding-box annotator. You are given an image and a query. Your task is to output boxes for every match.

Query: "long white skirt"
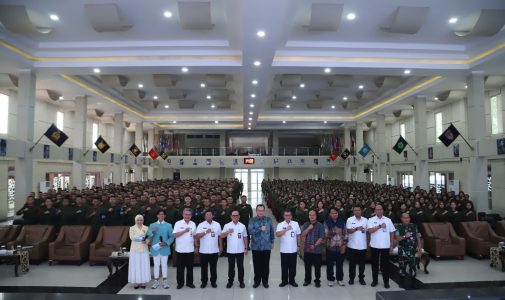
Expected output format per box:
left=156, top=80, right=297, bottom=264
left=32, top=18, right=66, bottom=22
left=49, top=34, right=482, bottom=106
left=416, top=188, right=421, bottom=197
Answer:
left=128, top=251, right=151, bottom=284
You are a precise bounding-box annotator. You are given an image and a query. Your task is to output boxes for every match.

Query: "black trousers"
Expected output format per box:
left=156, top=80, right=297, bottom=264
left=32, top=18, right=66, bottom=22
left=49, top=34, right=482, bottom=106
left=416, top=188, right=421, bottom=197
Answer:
left=252, top=250, right=271, bottom=284
left=303, top=252, right=322, bottom=284
left=280, top=252, right=297, bottom=284
left=176, top=252, right=194, bottom=286
left=227, top=253, right=245, bottom=283
left=348, top=248, right=366, bottom=281
left=371, top=247, right=390, bottom=284
left=326, top=250, right=345, bottom=281
left=200, top=253, right=218, bottom=284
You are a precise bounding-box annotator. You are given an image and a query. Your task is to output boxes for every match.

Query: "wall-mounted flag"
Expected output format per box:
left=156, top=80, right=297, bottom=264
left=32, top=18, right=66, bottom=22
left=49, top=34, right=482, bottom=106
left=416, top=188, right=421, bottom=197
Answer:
left=340, top=148, right=351, bottom=160
left=148, top=148, right=159, bottom=160
left=160, top=151, right=169, bottom=160
left=358, top=144, right=371, bottom=158
left=393, top=136, right=408, bottom=154
left=438, top=124, right=460, bottom=147
left=129, top=144, right=141, bottom=157
left=44, top=123, right=68, bottom=147
left=94, top=136, right=110, bottom=153
left=329, top=151, right=337, bottom=161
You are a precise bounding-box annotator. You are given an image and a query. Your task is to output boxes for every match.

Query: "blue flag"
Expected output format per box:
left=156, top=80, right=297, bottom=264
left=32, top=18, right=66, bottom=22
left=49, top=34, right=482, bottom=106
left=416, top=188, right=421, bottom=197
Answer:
left=358, top=144, right=371, bottom=158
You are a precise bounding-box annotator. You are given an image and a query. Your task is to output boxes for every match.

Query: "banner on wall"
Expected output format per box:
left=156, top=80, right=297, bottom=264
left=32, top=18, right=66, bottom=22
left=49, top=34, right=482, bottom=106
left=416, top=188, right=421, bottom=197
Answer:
left=314, top=158, right=319, bottom=165
left=287, top=158, right=292, bottom=165
left=497, top=138, right=505, bottom=155
left=300, top=158, right=305, bottom=165
left=193, top=159, right=198, bottom=166
left=43, top=145, right=50, bottom=159
left=110, top=153, right=114, bottom=163
left=428, top=147, right=433, bottom=159
left=167, top=158, right=171, bottom=165
left=0, top=139, right=6, bottom=157
left=68, top=148, right=73, bottom=160
left=93, top=151, right=97, bottom=162
left=206, top=158, right=212, bottom=166
left=273, top=158, right=279, bottom=165
left=179, top=158, right=184, bottom=165
left=219, top=159, right=224, bottom=166
left=453, top=144, right=460, bottom=157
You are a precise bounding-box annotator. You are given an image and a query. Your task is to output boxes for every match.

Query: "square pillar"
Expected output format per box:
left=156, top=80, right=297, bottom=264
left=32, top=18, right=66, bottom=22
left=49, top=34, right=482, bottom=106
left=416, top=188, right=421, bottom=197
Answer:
left=414, top=96, right=429, bottom=190
left=134, top=122, right=143, bottom=182
left=72, top=96, right=88, bottom=190
left=344, top=127, right=351, bottom=181
left=355, top=122, right=366, bottom=182
left=147, top=127, right=155, bottom=180
left=375, top=114, right=387, bottom=184
left=112, top=113, right=124, bottom=184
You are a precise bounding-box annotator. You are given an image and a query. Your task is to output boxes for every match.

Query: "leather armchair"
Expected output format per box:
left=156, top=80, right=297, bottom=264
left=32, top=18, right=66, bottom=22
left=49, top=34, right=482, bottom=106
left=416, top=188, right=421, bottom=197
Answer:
left=89, top=226, right=129, bottom=264
left=495, top=220, right=505, bottom=237
left=7, top=225, right=56, bottom=262
left=458, top=221, right=505, bottom=258
left=420, top=222, right=465, bottom=259
left=0, top=225, right=22, bottom=245
left=49, top=225, right=92, bottom=264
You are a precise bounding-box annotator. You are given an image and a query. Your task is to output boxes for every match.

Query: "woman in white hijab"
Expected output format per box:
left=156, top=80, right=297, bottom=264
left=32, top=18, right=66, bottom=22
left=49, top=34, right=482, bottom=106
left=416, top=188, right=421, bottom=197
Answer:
left=128, top=214, right=150, bottom=289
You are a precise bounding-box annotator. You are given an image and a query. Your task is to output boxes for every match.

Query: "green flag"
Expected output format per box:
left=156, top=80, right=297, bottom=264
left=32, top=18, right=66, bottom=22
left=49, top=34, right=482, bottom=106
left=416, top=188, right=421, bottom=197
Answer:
left=393, top=136, right=408, bottom=154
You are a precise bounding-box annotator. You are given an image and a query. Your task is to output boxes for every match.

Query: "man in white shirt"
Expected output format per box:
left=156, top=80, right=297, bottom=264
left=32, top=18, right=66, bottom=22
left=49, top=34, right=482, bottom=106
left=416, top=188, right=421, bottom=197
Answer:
left=173, top=208, right=197, bottom=289
left=276, top=210, right=301, bottom=287
left=346, top=205, right=368, bottom=286
left=221, top=209, right=248, bottom=288
left=367, top=204, right=395, bottom=289
left=195, top=211, right=222, bottom=288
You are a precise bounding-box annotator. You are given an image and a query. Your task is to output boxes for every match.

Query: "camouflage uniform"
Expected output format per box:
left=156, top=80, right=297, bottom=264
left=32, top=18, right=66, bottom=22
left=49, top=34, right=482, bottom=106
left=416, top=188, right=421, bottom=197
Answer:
left=395, top=223, right=420, bottom=277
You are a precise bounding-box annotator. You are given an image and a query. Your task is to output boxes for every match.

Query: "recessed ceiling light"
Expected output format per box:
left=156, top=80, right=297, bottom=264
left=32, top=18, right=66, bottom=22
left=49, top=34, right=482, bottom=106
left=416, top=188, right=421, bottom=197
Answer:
left=249, top=111, right=254, bottom=115
left=256, top=30, right=266, bottom=38
left=251, top=94, right=256, bottom=98
left=286, top=104, right=290, bottom=108
left=252, top=80, right=258, bottom=85
left=164, top=11, right=173, bottom=18
left=248, top=122, right=252, bottom=126
left=346, top=13, right=356, bottom=20
left=206, top=95, right=212, bottom=99
left=448, top=17, right=458, bottom=24
left=343, top=96, right=348, bottom=101
left=200, top=83, right=206, bottom=88
left=96, top=102, right=102, bottom=105
left=138, top=83, right=143, bottom=88
left=172, top=120, right=177, bottom=124
left=331, top=105, right=335, bottom=109
left=300, top=83, right=305, bottom=88
left=59, top=96, right=64, bottom=100
left=253, top=60, right=261, bottom=67
left=358, top=84, right=364, bottom=89
left=324, top=121, right=327, bottom=124
left=465, top=84, right=468, bottom=89
left=282, top=121, right=286, bottom=124
left=324, top=68, right=331, bottom=73
left=248, top=117, right=253, bottom=121
left=211, top=104, right=216, bottom=108
left=164, top=105, right=169, bottom=109
left=153, top=96, right=158, bottom=100
left=434, top=97, right=439, bottom=101
left=248, top=127, right=251, bottom=130
left=214, top=120, right=219, bottom=124
left=93, top=68, right=101, bottom=73
left=292, top=95, right=297, bottom=100
left=249, top=104, right=255, bottom=108
left=403, top=69, right=411, bottom=75
left=49, top=14, right=59, bottom=21
left=181, top=67, right=189, bottom=73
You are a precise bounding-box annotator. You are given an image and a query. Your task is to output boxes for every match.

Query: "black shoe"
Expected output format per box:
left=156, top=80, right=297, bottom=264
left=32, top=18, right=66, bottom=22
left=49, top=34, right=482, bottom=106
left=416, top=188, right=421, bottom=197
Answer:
left=211, top=283, right=218, bottom=288
left=187, top=284, right=195, bottom=289
left=348, top=279, right=354, bottom=285
left=399, top=277, right=405, bottom=289
left=240, top=282, right=245, bottom=288
left=303, top=282, right=310, bottom=286
left=371, top=281, right=378, bottom=287
left=200, top=283, right=207, bottom=288
left=359, top=280, right=366, bottom=286
left=315, top=282, right=321, bottom=288
left=253, top=282, right=260, bottom=288
left=263, top=283, right=269, bottom=288
left=134, top=285, right=139, bottom=289
left=289, top=282, right=298, bottom=287
left=226, top=282, right=233, bottom=288
left=177, top=285, right=183, bottom=289
left=279, top=282, right=288, bottom=287
left=140, top=285, right=146, bottom=289
left=384, top=283, right=390, bottom=289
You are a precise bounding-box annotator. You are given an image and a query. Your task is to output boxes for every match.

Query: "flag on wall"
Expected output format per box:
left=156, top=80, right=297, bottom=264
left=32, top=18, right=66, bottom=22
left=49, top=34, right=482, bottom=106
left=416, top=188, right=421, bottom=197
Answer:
left=44, top=123, right=68, bottom=147
left=340, top=148, right=351, bottom=160
left=160, top=151, right=169, bottom=160
left=329, top=151, right=337, bottom=161
left=129, top=144, right=141, bottom=157
left=148, top=147, right=159, bottom=160
left=438, top=124, right=461, bottom=147
left=393, top=136, right=408, bottom=154
left=94, top=136, right=110, bottom=153
left=358, top=144, right=371, bottom=158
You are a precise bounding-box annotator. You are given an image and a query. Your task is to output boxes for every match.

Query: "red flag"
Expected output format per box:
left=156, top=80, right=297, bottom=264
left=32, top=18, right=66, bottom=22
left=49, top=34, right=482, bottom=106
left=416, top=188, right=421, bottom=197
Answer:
left=329, top=151, right=338, bottom=161
left=148, top=148, right=159, bottom=160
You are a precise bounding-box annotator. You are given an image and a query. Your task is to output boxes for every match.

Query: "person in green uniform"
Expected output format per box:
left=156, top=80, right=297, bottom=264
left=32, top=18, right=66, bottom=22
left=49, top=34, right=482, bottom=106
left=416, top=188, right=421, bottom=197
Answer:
left=59, top=198, right=75, bottom=227
left=295, top=201, right=309, bottom=225
left=87, top=198, right=107, bottom=237
left=237, top=195, right=253, bottom=248
left=395, top=213, right=422, bottom=289
left=73, top=196, right=90, bottom=225
left=39, top=199, right=60, bottom=226
left=164, top=198, right=180, bottom=225
left=143, top=196, right=160, bottom=225
left=125, top=197, right=143, bottom=225
left=16, top=196, right=39, bottom=225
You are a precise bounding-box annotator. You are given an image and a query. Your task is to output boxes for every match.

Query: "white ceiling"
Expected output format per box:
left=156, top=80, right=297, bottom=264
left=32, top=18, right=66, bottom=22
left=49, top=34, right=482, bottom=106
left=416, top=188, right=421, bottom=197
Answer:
left=0, top=0, right=505, bottom=131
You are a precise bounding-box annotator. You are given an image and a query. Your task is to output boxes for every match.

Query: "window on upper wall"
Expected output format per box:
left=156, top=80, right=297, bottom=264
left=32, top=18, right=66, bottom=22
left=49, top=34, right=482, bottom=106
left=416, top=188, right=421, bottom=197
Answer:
left=56, top=111, right=64, bottom=131
left=92, top=123, right=98, bottom=148
left=400, top=123, right=406, bottom=138
left=435, top=112, right=443, bottom=143
left=490, top=95, right=501, bottom=134
left=0, top=93, right=8, bottom=134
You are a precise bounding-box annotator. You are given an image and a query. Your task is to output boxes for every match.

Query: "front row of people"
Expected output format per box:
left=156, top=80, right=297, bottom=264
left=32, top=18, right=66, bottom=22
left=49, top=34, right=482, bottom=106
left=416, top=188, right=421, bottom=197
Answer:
left=128, top=204, right=421, bottom=290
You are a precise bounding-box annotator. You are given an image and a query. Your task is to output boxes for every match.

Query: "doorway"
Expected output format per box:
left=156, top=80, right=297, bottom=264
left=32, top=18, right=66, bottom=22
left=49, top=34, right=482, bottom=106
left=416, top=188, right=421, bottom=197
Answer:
left=234, top=169, right=264, bottom=207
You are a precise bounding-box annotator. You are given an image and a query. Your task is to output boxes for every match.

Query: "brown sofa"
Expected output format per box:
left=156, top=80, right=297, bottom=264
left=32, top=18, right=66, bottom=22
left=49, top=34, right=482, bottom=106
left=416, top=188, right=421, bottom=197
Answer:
left=0, top=225, right=22, bottom=245
left=7, top=225, right=56, bottom=262
left=89, top=226, right=129, bottom=264
left=420, top=222, right=465, bottom=259
left=49, top=225, right=93, bottom=264
left=458, top=221, right=505, bottom=258
left=495, top=220, right=505, bottom=237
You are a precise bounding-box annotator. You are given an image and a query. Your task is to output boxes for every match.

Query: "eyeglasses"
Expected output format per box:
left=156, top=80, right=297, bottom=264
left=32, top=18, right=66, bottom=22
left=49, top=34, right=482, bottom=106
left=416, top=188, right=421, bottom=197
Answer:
left=231, top=214, right=239, bottom=217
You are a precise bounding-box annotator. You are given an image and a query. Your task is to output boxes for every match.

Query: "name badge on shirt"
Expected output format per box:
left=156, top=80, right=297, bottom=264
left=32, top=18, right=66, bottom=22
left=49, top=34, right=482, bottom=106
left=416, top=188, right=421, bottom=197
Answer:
left=211, top=232, right=215, bottom=237
left=290, top=231, right=295, bottom=238
left=238, top=233, right=242, bottom=239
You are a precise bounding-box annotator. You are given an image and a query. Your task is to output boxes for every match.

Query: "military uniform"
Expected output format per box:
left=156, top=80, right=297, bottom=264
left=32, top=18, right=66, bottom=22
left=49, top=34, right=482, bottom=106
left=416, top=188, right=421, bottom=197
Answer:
left=395, top=223, right=421, bottom=278
left=73, top=204, right=90, bottom=225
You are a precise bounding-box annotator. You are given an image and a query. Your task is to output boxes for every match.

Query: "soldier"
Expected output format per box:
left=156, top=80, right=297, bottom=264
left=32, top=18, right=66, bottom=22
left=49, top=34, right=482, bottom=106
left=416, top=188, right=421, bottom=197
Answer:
left=39, top=199, right=60, bottom=226
left=59, top=198, right=75, bottom=227
left=395, top=212, right=422, bottom=289
left=125, top=197, right=143, bottom=225
left=143, top=196, right=160, bottom=225
left=73, top=196, right=90, bottom=225
left=237, top=195, right=253, bottom=248
left=16, top=196, right=39, bottom=225
left=165, top=198, right=180, bottom=225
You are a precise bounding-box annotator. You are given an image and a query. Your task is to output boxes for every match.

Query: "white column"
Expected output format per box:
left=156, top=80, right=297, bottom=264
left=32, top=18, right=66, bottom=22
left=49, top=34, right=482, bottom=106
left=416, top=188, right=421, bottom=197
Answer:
left=219, top=131, right=226, bottom=156
left=72, top=96, right=88, bottom=190
left=414, top=96, right=429, bottom=190
left=355, top=122, right=366, bottom=182
left=491, top=160, right=505, bottom=215
left=112, top=113, right=124, bottom=184
left=375, top=114, right=387, bottom=184
left=14, top=70, right=35, bottom=210
left=272, top=131, right=279, bottom=155
left=466, top=72, right=489, bottom=213
left=134, top=122, right=143, bottom=182
left=344, top=127, right=351, bottom=181
left=147, top=127, right=155, bottom=180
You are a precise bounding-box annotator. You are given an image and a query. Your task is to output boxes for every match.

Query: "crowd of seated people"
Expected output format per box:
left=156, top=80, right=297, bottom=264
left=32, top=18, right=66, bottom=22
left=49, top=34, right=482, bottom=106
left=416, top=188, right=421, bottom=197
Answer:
left=262, top=179, right=477, bottom=229
left=15, top=178, right=243, bottom=237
